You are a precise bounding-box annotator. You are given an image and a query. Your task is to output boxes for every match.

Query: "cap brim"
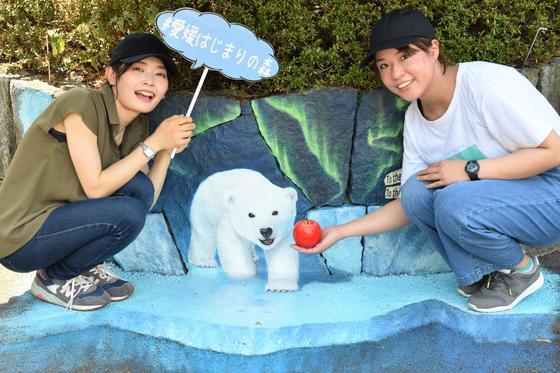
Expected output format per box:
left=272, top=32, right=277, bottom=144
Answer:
left=120, top=53, right=179, bottom=76
left=359, top=35, right=429, bottom=69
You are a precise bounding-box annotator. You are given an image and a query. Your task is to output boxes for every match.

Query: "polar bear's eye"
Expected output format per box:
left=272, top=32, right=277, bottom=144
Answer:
left=272, top=210, right=278, bottom=216
left=248, top=213, right=256, bottom=218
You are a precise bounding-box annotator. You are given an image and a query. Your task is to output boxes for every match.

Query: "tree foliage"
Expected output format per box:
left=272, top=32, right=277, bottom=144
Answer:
left=1, top=0, right=558, bottom=97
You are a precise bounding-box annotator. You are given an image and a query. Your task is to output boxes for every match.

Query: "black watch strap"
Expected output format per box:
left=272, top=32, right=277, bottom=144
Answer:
left=465, top=160, right=480, bottom=181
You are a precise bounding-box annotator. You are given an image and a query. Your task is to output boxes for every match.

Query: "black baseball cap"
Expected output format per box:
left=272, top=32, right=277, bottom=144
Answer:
left=109, top=32, right=179, bottom=76
left=360, top=9, right=435, bottom=68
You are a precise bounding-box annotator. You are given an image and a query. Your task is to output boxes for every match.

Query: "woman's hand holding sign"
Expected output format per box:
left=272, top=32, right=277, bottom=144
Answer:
left=156, top=7, right=280, bottom=159
left=149, top=115, right=195, bottom=155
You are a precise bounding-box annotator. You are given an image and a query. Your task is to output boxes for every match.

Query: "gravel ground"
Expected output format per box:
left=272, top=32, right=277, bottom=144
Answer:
left=0, top=265, right=34, bottom=304
left=541, top=250, right=560, bottom=273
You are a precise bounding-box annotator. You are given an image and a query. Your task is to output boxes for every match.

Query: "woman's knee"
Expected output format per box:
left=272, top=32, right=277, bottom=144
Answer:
left=114, top=172, right=154, bottom=211
left=115, top=197, right=148, bottom=238
left=400, top=177, right=435, bottom=217
left=0, top=257, right=30, bottom=273
left=433, top=184, right=469, bottom=233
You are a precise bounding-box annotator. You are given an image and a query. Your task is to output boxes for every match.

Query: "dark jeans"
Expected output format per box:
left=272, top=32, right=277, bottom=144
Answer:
left=0, top=172, right=154, bottom=280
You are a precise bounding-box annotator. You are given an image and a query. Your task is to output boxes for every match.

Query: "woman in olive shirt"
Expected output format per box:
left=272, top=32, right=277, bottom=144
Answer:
left=0, top=33, right=194, bottom=311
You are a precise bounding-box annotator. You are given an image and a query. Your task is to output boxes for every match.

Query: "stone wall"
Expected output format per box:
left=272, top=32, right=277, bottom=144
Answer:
left=0, top=74, right=19, bottom=180
left=1, top=59, right=559, bottom=277
left=540, top=58, right=560, bottom=113
left=0, top=76, right=63, bottom=180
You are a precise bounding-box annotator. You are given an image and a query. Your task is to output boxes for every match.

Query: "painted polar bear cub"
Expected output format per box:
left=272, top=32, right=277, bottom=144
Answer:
left=189, top=169, right=299, bottom=292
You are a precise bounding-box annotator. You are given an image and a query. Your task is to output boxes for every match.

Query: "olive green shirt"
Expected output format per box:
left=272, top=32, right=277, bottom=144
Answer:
left=0, top=85, right=149, bottom=258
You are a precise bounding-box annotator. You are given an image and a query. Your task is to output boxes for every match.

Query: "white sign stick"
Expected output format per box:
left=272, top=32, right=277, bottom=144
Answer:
left=170, top=66, right=209, bottom=159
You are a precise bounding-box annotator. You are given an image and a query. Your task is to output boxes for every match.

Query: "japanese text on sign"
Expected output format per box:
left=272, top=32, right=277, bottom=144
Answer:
left=156, top=8, right=279, bottom=81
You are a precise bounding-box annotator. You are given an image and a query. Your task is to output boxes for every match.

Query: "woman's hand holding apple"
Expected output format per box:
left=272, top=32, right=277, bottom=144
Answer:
left=291, top=222, right=344, bottom=254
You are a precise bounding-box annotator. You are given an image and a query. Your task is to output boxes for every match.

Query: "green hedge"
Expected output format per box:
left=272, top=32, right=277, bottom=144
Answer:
left=1, top=0, right=559, bottom=97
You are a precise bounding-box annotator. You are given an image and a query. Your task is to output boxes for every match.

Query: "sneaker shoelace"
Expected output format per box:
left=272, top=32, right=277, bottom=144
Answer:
left=91, top=264, right=117, bottom=282
left=485, top=271, right=514, bottom=297
left=60, top=275, right=95, bottom=310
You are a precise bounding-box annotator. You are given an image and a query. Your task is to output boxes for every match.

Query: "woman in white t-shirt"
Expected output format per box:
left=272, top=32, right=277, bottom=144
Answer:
left=294, top=8, right=560, bottom=313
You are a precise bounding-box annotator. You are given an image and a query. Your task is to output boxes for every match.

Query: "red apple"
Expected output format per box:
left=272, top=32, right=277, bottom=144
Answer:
left=293, top=219, right=322, bottom=248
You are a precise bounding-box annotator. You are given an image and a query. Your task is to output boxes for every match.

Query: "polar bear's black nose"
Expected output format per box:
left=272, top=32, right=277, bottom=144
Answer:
left=260, top=228, right=273, bottom=238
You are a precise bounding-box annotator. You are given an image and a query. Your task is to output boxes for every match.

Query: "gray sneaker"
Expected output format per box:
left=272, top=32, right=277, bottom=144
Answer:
left=31, top=270, right=110, bottom=311
left=457, top=273, right=491, bottom=298
left=82, top=264, right=134, bottom=301
left=468, top=257, right=544, bottom=313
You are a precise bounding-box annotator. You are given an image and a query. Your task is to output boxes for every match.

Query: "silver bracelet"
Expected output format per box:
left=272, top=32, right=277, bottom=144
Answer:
left=139, top=142, right=156, bottom=160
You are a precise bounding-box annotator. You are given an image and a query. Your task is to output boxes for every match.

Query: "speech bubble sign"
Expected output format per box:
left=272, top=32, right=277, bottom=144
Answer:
left=156, top=8, right=279, bottom=82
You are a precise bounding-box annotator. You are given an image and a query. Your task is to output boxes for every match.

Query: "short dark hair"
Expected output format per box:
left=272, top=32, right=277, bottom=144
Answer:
left=108, top=62, right=138, bottom=100
left=110, top=62, right=133, bottom=83
left=107, top=62, right=133, bottom=99
left=396, top=37, right=449, bottom=74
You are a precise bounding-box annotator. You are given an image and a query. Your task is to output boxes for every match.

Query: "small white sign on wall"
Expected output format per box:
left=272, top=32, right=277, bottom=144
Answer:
left=384, top=169, right=402, bottom=199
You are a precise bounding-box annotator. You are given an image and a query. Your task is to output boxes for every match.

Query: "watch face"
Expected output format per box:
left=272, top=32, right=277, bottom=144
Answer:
left=140, top=143, right=155, bottom=160
left=466, top=162, right=478, bottom=172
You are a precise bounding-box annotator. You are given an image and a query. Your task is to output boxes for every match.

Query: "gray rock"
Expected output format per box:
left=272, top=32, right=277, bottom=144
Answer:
left=518, top=67, right=539, bottom=87
left=0, top=74, right=18, bottom=179
left=307, top=205, right=365, bottom=275
left=539, top=57, right=560, bottom=113
left=10, top=79, right=60, bottom=136
left=522, top=243, right=560, bottom=257
left=362, top=206, right=450, bottom=276
left=114, top=213, right=186, bottom=275
left=252, top=88, right=357, bottom=207
left=147, top=93, right=241, bottom=136
left=350, top=89, right=406, bottom=205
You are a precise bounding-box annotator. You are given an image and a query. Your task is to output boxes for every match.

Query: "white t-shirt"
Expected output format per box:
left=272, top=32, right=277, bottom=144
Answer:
left=401, top=61, right=560, bottom=184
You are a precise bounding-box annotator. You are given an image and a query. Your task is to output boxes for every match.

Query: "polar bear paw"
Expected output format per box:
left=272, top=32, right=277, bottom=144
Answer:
left=250, top=246, right=259, bottom=262
left=189, top=255, right=218, bottom=268
left=266, top=279, right=299, bottom=292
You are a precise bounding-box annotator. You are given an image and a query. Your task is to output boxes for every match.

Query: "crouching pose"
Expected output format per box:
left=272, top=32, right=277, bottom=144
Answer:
left=0, top=33, right=195, bottom=310
left=294, top=9, right=560, bottom=312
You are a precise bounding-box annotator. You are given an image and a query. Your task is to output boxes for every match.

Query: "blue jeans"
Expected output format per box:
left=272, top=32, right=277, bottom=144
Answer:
left=400, top=168, right=560, bottom=286
left=0, top=172, right=154, bottom=280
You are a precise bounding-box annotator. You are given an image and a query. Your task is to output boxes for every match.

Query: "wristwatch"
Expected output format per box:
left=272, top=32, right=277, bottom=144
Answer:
left=139, top=142, right=156, bottom=160
left=465, top=160, right=480, bottom=181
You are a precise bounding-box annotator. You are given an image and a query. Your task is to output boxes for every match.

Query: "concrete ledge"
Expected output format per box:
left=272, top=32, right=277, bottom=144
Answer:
left=0, top=267, right=557, bottom=370
left=9, top=79, right=60, bottom=136
left=1, top=323, right=555, bottom=372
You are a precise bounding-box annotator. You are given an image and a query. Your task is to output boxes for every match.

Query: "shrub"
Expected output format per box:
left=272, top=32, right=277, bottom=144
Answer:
left=1, top=0, right=558, bottom=97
